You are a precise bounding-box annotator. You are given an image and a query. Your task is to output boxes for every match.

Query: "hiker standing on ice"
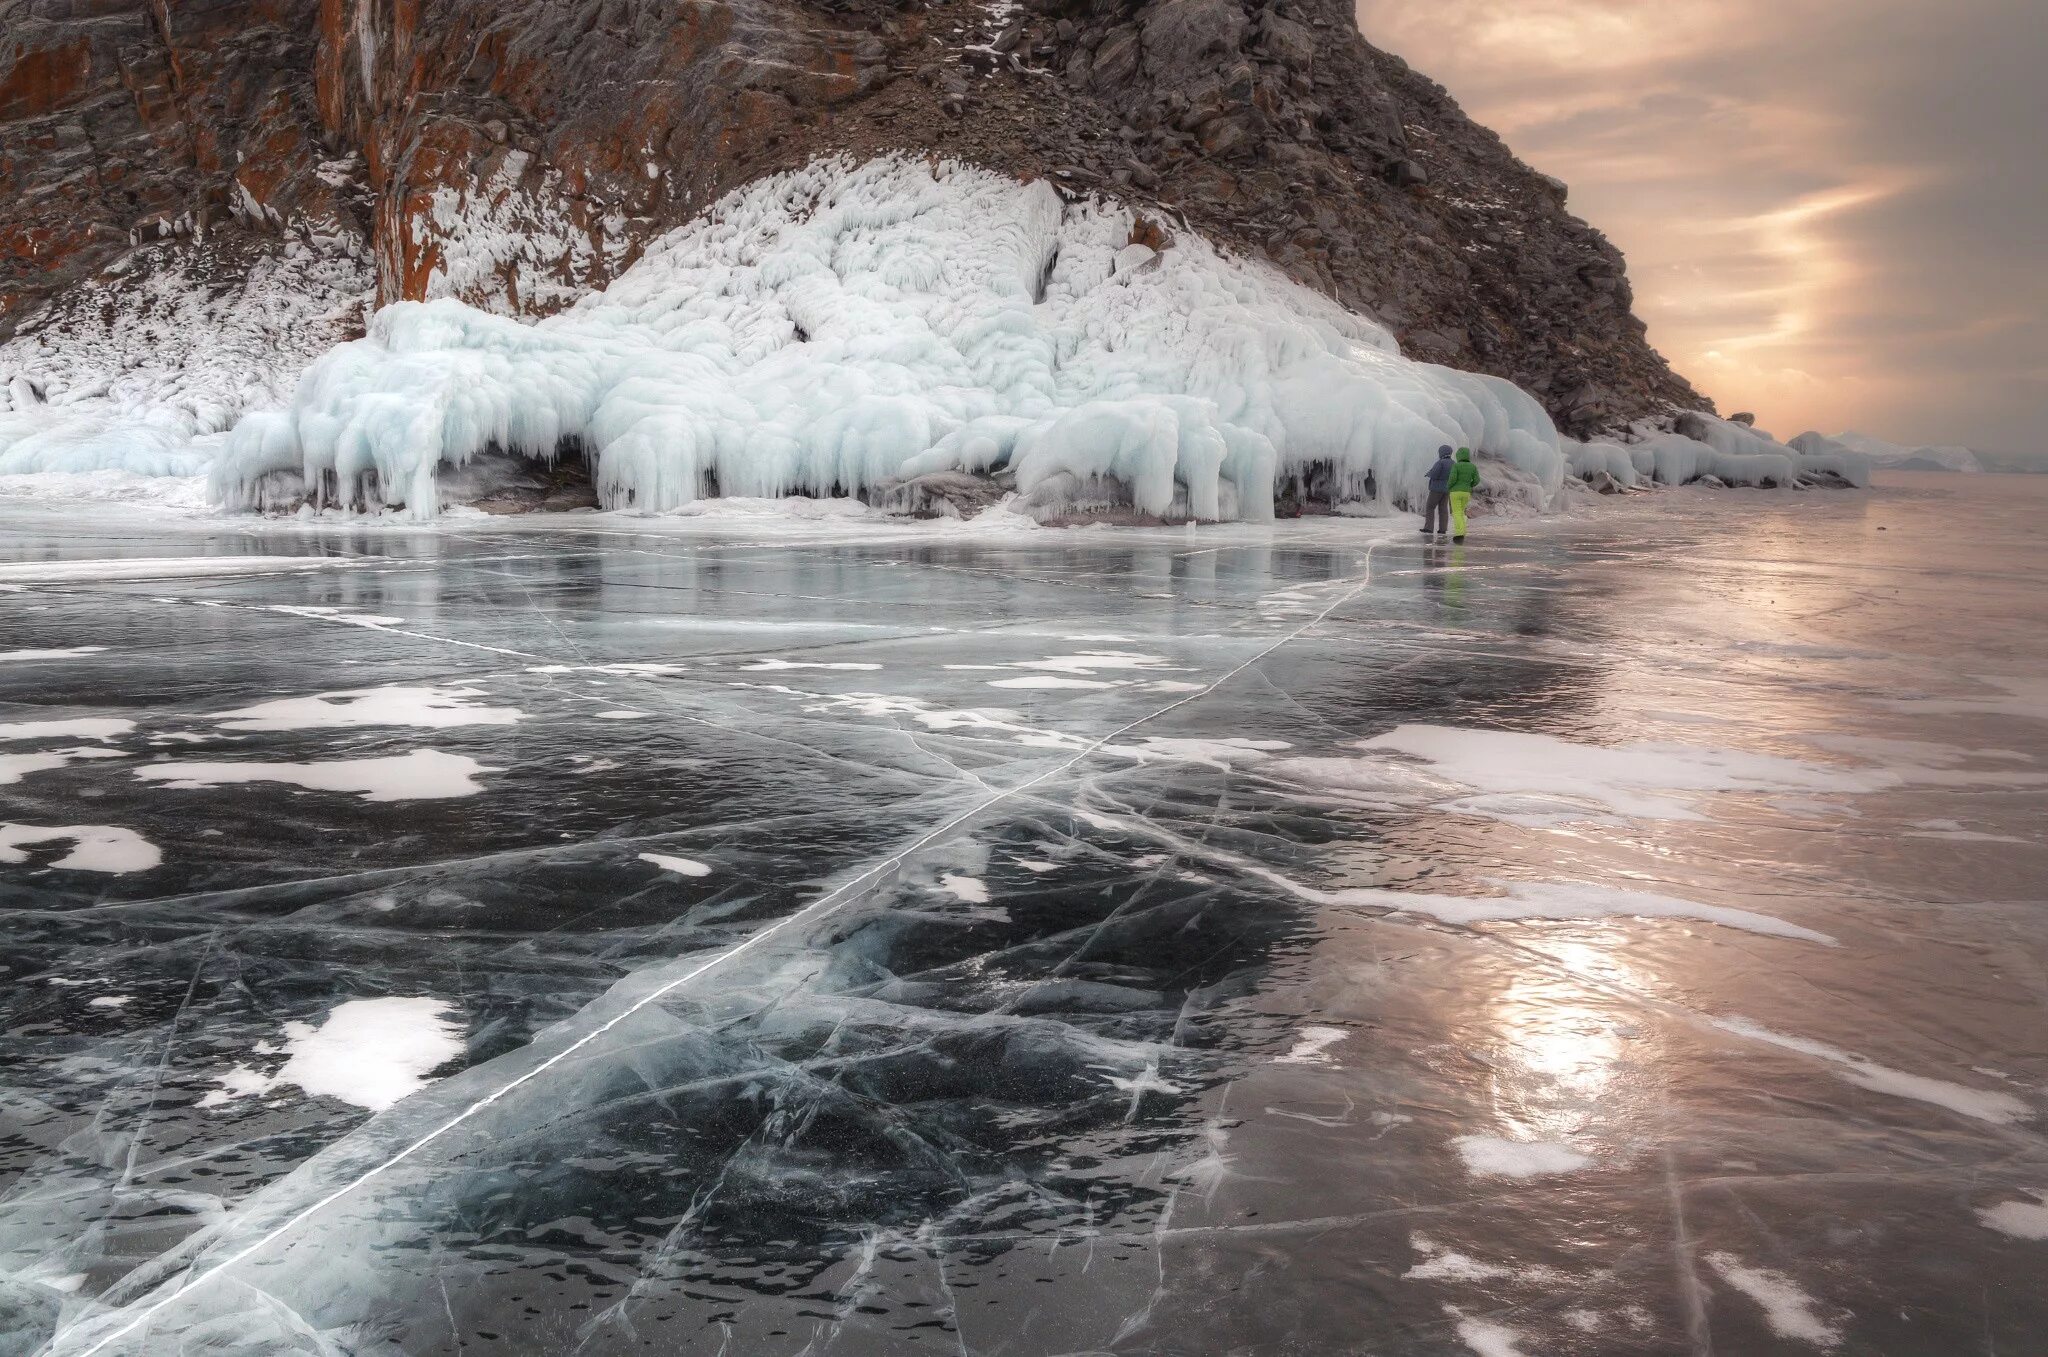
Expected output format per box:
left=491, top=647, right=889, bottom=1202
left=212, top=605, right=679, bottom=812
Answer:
left=1447, top=447, right=1480, bottom=542
left=1421, top=445, right=1454, bottom=537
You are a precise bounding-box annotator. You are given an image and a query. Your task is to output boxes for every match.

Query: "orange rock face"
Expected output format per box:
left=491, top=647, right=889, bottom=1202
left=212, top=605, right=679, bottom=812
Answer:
left=1, top=0, right=1707, bottom=433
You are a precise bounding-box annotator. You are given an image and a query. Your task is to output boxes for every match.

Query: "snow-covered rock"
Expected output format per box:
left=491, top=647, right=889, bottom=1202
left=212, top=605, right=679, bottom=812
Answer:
left=212, top=157, right=1569, bottom=522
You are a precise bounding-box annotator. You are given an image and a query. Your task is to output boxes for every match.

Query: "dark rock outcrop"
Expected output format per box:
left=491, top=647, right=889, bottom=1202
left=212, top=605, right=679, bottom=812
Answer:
left=1, top=0, right=1709, bottom=435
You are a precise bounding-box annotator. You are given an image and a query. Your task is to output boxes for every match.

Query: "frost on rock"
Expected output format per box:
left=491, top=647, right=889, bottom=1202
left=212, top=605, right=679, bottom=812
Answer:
left=0, top=237, right=372, bottom=486
left=213, top=157, right=1568, bottom=521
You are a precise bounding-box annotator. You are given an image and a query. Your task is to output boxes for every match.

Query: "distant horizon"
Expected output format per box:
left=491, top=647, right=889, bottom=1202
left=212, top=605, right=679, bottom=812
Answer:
left=1355, top=0, right=2045, bottom=465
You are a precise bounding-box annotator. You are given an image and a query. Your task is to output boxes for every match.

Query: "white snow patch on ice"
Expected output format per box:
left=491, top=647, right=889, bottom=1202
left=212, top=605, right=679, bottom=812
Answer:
left=201, top=997, right=464, bottom=1112
left=1014, top=858, right=1060, bottom=872
left=1886, top=675, right=2048, bottom=723
left=1976, top=1191, right=2048, bottom=1240
left=1451, top=1312, right=1533, bottom=1357
left=1404, top=1237, right=1511, bottom=1283
left=1704, top=1252, right=1843, bottom=1348
left=639, top=852, right=712, bottom=877
left=1452, top=1134, right=1594, bottom=1179
left=265, top=604, right=405, bottom=629
left=1105, top=735, right=1290, bottom=769
left=529, top=661, right=688, bottom=676
left=134, top=749, right=493, bottom=801
left=1275, top=1025, right=1348, bottom=1066
left=1011, top=651, right=1181, bottom=675
left=938, top=873, right=990, bottom=904
left=987, top=675, right=1115, bottom=689
left=87, top=996, right=133, bottom=1009
left=211, top=685, right=522, bottom=731
left=1906, top=820, right=2028, bottom=844
left=1336, top=879, right=1835, bottom=945
left=1406, top=1236, right=1565, bottom=1287
left=0, top=746, right=126, bottom=785
left=1344, top=724, right=1892, bottom=823
left=196, top=1065, right=275, bottom=1109
left=1097, top=1060, right=1178, bottom=1107
left=1713, top=1017, right=2031, bottom=1124
left=595, top=709, right=651, bottom=719
left=1805, top=734, right=2032, bottom=767
left=0, top=646, right=107, bottom=663
left=739, top=658, right=883, bottom=671
left=0, top=824, right=161, bottom=873
left=0, top=557, right=371, bottom=585
left=0, top=718, right=134, bottom=742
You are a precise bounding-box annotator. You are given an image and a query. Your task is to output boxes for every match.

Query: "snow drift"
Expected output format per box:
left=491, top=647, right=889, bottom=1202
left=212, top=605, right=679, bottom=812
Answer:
left=211, top=157, right=1569, bottom=521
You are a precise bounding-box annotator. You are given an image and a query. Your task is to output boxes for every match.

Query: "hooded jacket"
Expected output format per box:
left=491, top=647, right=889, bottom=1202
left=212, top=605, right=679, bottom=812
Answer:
left=1448, top=447, right=1480, bottom=493
left=1426, top=448, right=1455, bottom=493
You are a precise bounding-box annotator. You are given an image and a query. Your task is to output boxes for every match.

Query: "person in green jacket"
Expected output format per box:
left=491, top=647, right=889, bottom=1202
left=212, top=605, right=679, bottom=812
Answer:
left=1447, top=447, right=1480, bottom=542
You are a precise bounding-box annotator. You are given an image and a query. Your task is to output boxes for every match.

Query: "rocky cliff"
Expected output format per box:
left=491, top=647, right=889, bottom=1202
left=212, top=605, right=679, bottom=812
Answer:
left=1, top=0, right=1708, bottom=438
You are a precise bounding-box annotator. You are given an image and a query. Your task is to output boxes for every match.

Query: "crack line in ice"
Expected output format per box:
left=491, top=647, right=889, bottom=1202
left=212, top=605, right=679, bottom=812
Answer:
left=212, top=596, right=544, bottom=661
left=110, top=934, right=220, bottom=1209
left=62, top=538, right=1390, bottom=1356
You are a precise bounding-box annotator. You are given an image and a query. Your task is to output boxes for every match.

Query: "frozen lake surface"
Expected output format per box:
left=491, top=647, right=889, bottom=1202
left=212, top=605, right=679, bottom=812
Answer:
left=2, top=473, right=2044, bottom=1355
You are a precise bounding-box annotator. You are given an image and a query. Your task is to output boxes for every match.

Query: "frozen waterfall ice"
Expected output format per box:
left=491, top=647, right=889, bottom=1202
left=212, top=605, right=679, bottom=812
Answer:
left=3, top=155, right=1891, bottom=521
left=211, top=157, right=1569, bottom=521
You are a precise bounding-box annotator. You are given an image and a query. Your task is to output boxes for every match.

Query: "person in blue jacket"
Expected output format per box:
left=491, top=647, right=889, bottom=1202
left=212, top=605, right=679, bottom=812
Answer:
left=1421, top=445, right=1454, bottom=536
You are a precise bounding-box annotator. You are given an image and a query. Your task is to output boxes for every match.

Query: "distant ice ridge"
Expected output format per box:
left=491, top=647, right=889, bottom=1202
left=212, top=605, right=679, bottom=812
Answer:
left=212, top=156, right=1568, bottom=521
left=1792, top=429, right=1983, bottom=474
left=1565, top=412, right=1871, bottom=491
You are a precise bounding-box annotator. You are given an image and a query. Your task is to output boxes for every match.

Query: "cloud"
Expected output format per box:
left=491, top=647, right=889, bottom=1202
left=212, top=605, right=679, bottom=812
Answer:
left=1356, top=0, right=2047, bottom=458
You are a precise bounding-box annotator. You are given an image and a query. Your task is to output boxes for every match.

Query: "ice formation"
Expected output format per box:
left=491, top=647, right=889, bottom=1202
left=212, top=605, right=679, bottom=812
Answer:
left=1797, top=429, right=1983, bottom=474
left=212, top=157, right=1569, bottom=521
left=0, top=240, right=370, bottom=484
left=1563, top=436, right=1644, bottom=487
left=5, top=155, right=1895, bottom=519
left=1593, top=413, right=1871, bottom=490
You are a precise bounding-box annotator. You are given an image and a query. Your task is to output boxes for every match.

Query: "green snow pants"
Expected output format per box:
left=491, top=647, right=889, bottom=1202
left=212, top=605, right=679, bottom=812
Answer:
left=1449, top=490, right=1472, bottom=537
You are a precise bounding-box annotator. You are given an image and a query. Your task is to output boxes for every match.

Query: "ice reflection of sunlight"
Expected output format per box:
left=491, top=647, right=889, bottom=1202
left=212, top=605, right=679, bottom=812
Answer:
left=1487, top=939, right=1639, bottom=1141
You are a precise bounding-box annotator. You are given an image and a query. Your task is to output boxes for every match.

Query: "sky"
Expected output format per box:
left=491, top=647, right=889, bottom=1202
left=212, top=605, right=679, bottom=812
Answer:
left=1354, top=0, right=2047, bottom=460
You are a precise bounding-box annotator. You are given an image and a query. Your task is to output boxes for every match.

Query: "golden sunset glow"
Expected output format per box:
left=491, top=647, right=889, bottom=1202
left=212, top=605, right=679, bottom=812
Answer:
left=1356, top=0, right=2045, bottom=459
